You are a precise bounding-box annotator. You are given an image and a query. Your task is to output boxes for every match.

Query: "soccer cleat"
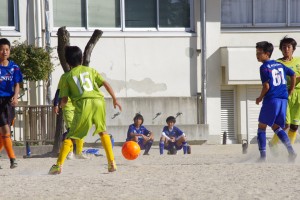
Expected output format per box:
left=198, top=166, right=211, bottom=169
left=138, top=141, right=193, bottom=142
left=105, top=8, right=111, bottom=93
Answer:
left=75, top=153, right=89, bottom=159
left=48, top=164, right=62, bottom=175
left=108, top=160, right=117, bottom=172
left=67, top=151, right=74, bottom=160
left=257, top=156, right=267, bottom=163
left=10, top=158, right=17, bottom=169
left=187, top=145, right=191, bottom=154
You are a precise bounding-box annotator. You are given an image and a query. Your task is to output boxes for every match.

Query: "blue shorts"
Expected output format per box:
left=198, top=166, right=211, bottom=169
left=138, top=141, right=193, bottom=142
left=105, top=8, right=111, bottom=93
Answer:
left=258, top=98, right=287, bottom=128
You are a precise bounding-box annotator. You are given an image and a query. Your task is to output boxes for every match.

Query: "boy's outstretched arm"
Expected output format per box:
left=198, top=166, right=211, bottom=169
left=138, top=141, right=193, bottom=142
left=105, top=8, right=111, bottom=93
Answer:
left=11, top=83, right=20, bottom=106
left=103, top=81, right=122, bottom=111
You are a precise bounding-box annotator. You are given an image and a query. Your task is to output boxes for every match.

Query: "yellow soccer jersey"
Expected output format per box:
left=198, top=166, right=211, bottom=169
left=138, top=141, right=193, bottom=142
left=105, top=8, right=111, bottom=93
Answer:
left=58, top=72, right=74, bottom=111
left=60, top=65, right=105, bottom=102
left=277, top=57, right=300, bottom=89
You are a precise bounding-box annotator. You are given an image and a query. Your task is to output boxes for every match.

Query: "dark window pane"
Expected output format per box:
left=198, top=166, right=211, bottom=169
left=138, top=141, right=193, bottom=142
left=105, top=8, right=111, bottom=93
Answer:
left=159, top=0, right=190, bottom=28
left=221, top=0, right=252, bottom=25
left=125, top=0, right=156, bottom=28
left=0, top=0, right=15, bottom=26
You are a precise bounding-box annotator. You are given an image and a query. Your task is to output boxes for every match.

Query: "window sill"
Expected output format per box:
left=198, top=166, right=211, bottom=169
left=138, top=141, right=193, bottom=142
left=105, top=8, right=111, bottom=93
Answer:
left=50, top=30, right=195, bottom=38
left=0, top=30, right=22, bottom=37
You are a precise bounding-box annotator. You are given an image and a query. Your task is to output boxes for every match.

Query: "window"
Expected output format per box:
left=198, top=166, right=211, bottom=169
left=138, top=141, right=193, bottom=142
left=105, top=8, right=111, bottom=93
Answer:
left=53, top=0, right=192, bottom=31
left=0, top=0, right=17, bottom=28
left=221, top=0, right=300, bottom=27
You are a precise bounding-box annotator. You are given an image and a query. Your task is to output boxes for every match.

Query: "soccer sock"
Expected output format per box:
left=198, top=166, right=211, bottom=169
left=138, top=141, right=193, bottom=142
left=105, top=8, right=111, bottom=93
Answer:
left=2, top=134, right=15, bottom=159
left=0, top=135, right=3, bottom=152
left=269, top=134, right=280, bottom=146
left=101, top=134, right=114, bottom=163
left=288, top=130, right=297, bottom=144
left=159, top=141, right=164, bottom=155
left=257, top=129, right=266, bottom=158
left=144, top=140, right=153, bottom=154
left=182, top=142, right=188, bottom=154
left=75, top=139, right=84, bottom=155
left=275, top=127, right=295, bottom=155
left=57, top=139, right=73, bottom=166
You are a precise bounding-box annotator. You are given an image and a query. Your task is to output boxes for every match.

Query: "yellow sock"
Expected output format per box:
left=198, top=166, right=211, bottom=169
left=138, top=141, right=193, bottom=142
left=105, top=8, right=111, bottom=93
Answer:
left=288, top=130, right=297, bottom=144
left=101, top=134, right=114, bottom=163
left=270, top=134, right=280, bottom=146
left=76, top=139, right=84, bottom=155
left=57, top=139, right=73, bottom=166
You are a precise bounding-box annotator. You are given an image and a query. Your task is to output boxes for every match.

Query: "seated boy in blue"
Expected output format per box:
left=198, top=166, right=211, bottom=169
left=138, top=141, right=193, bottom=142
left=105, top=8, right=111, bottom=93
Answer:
left=159, top=116, right=190, bottom=155
left=126, top=114, right=154, bottom=155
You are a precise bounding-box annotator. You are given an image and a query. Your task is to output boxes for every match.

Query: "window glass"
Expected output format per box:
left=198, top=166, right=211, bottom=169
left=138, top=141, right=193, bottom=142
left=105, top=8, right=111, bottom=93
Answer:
left=254, top=0, right=285, bottom=24
left=290, top=0, right=300, bottom=24
left=0, top=0, right=14, bottom=26
left=125, top=0, right=156, bottom=28
left=159, top=0, right=190, bottom=28
left=221, top=0, right=252, bottom=25
left=53, top=0, right=85, bottom=27
left=88, top=0, right=121, bottom=27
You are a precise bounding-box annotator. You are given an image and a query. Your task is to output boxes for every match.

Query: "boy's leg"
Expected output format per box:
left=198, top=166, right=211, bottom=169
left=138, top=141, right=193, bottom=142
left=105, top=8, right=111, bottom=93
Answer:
left=274, top=127, right=296, bottom=157
left=1, top=124, right=17, bottom=168
left=75, top=139, right=89, bottom=159
left=288, top=129, right=297, bottom=144
left=257, top=128, right=266, bottom=160
left=143, top=139, right=153, bottom=155
left=49, top=138, right=73, bottom=175
left=159, top=138, right=165, bottom=155
left=269, top=134, right=280, bottom=146
left=100, top=133, right=116, bottom=172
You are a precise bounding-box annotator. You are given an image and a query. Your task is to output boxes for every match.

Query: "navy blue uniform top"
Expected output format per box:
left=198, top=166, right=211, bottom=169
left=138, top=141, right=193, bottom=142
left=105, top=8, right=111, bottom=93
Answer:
left=0, top=60, right=23, bottom=97
left=260, top=60, right=295, bottom=100
left=162, top=126, right=184, bottom=138
left=126, top=124, right=151, bottom=141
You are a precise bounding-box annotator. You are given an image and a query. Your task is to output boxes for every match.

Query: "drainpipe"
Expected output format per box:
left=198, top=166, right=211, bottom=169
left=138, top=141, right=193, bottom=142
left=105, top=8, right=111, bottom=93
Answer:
left=35, top=0, right=44, bottom=105
left=45, top=0, right=52, bottom=104
left=200, top=0, right=207, bottom=124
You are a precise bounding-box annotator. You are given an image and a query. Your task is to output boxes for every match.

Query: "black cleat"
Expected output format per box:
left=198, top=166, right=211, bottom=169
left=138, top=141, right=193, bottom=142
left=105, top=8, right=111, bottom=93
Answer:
left=10, top=158, right=17, bottom=169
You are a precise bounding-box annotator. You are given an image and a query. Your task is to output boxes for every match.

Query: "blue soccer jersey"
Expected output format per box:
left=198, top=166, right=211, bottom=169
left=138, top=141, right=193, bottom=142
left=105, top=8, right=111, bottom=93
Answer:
left=126, top=124, right=151, bottom=141
left=260, top=60, right=295, bottom=100
left=162, top=126, right=184, bottom=138
left=0, top=60, right=23, bottom=97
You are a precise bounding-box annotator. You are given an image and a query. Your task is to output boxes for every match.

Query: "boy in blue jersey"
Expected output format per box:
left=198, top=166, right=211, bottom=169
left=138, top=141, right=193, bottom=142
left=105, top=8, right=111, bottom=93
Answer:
left=255, top=41, right=297, bottom=162
left=0, top=38, right=23, bottom=169
left=159, top=116, right=190, bottom=155
left=126, top=113, right=154, bottom=155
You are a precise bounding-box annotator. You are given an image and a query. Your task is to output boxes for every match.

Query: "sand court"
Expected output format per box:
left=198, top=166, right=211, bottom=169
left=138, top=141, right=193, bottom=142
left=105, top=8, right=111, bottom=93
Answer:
left=1, top=144, right=300, bottom=200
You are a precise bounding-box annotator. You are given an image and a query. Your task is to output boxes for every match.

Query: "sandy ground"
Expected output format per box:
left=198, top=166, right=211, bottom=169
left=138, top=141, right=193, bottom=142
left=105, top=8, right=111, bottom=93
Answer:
left=1, top=144, right=300, bottom=200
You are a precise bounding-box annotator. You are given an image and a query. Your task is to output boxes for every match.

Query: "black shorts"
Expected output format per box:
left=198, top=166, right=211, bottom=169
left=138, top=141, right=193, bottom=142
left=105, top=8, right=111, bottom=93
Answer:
left=0, top=97, right=15, bottom=127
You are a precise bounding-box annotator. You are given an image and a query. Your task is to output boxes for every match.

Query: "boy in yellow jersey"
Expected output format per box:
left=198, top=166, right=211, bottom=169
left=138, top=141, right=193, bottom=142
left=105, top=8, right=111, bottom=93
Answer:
left=49, top=46, right=122, bottom=174
left=269, top=36, right=300, bottom=153
left=53, top=71, right=87, bottom=159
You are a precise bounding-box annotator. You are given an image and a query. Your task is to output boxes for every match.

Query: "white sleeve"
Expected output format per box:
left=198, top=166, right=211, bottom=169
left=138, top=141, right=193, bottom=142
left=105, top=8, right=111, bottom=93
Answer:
left=161, top=132, right=170, bottom=140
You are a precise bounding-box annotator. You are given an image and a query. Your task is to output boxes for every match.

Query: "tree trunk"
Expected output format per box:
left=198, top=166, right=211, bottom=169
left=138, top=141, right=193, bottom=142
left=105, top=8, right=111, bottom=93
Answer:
left=82, top=29, right=103, bottom=66
left=52, top=27, right=102, bottom=155
left=57, top=26, right=70, bottom=72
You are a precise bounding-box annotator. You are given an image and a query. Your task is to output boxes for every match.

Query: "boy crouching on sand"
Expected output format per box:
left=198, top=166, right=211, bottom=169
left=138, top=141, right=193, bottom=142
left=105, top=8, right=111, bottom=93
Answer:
left=159, top=116, right=191, bottom=155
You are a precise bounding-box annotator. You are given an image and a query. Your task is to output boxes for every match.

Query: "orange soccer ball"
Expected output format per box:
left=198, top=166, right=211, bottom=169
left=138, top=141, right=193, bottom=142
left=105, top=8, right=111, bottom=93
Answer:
left=122, top=141, right=141, bottom=160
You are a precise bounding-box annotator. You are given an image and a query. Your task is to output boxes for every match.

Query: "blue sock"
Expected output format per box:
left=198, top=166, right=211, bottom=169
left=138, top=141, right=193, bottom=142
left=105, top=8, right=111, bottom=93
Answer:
left=144, top=140, right=153, bottom=154
left=159, top=142, right=164, bottom=155
left=182, top=142, right=188, bottom=154
left=257, top=129, right=266, bottom=158
left=275, top=127, right=295, bottom=155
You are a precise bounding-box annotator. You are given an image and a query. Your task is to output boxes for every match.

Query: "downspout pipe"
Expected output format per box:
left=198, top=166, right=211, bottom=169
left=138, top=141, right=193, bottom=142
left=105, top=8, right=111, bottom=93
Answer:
left=35, top=0, right=44, bottom=105
left=200, top=0, right=207, bottom=124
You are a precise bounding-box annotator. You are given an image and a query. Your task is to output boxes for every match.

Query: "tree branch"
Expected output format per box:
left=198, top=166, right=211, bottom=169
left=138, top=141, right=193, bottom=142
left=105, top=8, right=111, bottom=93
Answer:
left=57, top=26, right=70, bottom=72
left=82, top=29, right=103, bottom=66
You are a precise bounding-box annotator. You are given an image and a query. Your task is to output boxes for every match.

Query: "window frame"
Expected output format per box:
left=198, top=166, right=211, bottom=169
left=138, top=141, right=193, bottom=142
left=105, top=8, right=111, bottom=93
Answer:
left=50, top=0, right=194, bottom=32
left=0, top=0, right=19, bottom=32
left=221, top=0, right=300, bottom=28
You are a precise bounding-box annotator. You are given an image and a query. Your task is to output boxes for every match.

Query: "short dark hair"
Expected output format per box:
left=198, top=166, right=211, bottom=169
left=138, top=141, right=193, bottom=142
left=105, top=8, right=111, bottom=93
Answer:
left=256, top=41, right=274, bottom=58
left=133, top=113, right=144, bottom=124
left=279, top=36, right=297, bottom=51
left=166, top=116, right=176, bottom=123
left=65, top=46, right=82, bottom=67
left=0, top=38, right=11, bottom=48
